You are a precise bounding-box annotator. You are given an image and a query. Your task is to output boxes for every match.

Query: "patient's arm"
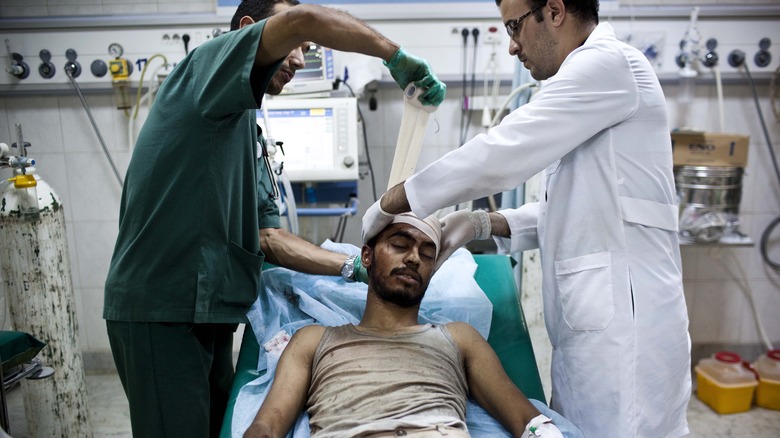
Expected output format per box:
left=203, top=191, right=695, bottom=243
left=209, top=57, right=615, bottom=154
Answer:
left=243, top=325, right=326, bottom=438
left=446, top=322, right=541, bottom=437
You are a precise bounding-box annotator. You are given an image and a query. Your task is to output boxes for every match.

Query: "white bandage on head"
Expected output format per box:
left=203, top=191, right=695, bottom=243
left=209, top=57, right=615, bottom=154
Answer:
left=387, top=84, right=438, bottom=189
left=391, top=212, right=442, bottom=260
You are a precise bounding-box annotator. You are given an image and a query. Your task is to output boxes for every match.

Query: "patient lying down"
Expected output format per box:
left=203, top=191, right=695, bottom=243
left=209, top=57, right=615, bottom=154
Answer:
left=243, top=214, right=565, bottom=438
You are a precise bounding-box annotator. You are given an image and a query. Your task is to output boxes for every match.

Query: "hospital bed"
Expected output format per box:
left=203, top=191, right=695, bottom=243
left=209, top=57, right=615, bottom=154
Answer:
left=219, top=253, right=546, bottom=437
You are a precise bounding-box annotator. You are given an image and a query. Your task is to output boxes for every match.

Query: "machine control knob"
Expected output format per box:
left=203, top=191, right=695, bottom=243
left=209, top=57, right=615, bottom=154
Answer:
left=91, top=59, right=108, bottom=77
left=343, top=156, right=355, bottom=168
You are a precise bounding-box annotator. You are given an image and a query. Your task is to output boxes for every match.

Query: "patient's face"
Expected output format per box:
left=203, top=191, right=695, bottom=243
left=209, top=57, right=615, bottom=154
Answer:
left=365, top=223, right=436, bottom=308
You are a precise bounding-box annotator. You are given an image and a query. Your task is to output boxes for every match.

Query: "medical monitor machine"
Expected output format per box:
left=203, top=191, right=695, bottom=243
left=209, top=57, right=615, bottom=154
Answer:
left=280, top=43, right=335, bottom=96
left=259, top=98, right=359, bottom=182
left=258, top=42, right=359, bottom=182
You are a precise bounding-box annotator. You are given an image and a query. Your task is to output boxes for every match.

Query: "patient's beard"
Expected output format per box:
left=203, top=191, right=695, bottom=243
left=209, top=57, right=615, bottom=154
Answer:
left=373, top=281, right=424, bottom=308
left=369, top=260, right=426, bottom=308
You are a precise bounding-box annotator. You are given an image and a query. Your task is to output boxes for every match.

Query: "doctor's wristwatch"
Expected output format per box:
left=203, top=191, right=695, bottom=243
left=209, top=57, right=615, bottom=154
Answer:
left=341, top=255, right=359, bottom=282
left=341, top=254, right=369, bottom=283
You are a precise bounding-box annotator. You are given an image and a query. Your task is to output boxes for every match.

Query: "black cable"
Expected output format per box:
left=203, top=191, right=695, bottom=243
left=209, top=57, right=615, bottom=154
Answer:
left=341, top=80, right=378, bottom=202
left=458, top=28, right=470, bottom=146
left=462, top=28, right=480, bottom=145
left=761, top=216, right=780, bottom=271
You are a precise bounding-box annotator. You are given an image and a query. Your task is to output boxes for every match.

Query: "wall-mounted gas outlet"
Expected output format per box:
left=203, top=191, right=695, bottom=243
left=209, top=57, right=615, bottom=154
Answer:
left=755, top=37, right=772, bottom=68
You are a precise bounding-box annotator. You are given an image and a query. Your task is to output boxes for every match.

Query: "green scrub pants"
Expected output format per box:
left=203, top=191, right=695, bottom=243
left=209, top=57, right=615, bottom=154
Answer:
left=107, top=321, right=236, bottom=438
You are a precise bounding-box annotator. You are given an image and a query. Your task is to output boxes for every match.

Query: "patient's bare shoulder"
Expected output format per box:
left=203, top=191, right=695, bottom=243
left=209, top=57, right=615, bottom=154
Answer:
left=285, top=325, right=327, bottom=357
left=443, top=322, right=488, bottom=355
left=444, top=321, right=481, bottom=337
left=295, top=324, right=327, bottom=338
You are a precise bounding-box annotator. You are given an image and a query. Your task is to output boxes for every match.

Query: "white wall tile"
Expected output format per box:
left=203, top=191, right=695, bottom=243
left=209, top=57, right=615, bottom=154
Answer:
left=79, top=286, right=110, bottom=351
left=750, top=280, right=780, bottom=346
left=58, top=95, right=128, bottom=153
left=157, top=3, right=214, bottom=14
left=0, top=99, right=10, bottom=145
left=47, top=5, right=104, bottom=16
left=357, top=94, right=386, bottom=155
left=741, top=147, right=780, bottom=215
left=47, top=0, right=101, bottom=5
left=685, top=279, right=750, bottom=344
left=71, top=220, right=117, bottom=289
left=2, top=0, right=45, bottom=6
left=686, top=276, right=780, bottom=347
left=101, top=4, right=158, bottom=15
left=64, top=150, right=126, bottom=222
left=3, top=95, right=65, bottom=155
left=680, top=245, right=704, bottom=280
left=0, top=6, right=47, bottom=18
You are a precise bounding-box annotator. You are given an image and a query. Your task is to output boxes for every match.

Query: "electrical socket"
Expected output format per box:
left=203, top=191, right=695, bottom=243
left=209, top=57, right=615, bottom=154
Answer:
left=483, top=26, right=502, bottom=45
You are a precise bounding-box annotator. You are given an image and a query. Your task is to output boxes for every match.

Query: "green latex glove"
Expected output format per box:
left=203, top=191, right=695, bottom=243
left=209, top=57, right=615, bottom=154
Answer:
left=354, top=256, right=369, bottom=284
left=384, top=47, right=446, bottom=106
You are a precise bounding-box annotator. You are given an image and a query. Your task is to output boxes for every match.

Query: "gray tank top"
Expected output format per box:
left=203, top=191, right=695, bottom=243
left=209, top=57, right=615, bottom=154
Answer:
left=307, top=324, right=469, bottom=437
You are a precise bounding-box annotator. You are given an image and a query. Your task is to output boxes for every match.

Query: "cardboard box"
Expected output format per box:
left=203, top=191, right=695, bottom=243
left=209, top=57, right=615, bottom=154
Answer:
left=671, top=132, right=750, bottom=167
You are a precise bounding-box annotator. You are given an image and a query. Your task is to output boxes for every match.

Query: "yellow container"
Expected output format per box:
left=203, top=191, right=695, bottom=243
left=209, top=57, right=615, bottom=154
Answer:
left=756, top=377, right=780, bottom=410
left=754, top=350, right=780, bottom=410
left=695, top=351, right=758, bottom=414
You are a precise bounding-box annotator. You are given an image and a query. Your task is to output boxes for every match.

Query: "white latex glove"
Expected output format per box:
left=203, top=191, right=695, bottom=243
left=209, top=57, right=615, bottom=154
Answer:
left=362, top=197, right=395, bottom=243
left=437, top=209, right=491, bottom=269
left=524, top=414, right=564, bottom=438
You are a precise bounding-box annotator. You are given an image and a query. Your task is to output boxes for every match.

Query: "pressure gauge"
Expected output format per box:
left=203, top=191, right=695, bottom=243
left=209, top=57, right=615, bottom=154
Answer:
left=108, top=43, right=124, bottom=59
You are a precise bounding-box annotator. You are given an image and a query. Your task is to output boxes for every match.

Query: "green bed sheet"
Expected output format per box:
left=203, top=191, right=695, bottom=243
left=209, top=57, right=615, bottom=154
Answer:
left=220, top=254, right=545, bottom=437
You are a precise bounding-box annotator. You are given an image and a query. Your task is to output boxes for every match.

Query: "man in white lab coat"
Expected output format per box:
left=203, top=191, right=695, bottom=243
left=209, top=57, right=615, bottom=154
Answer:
left=363, top=0, right=691, bottom=436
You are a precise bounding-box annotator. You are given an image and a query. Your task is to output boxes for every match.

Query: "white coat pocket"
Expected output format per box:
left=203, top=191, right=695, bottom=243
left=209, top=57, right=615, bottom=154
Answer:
left=554, top=251, right=615, bottom=331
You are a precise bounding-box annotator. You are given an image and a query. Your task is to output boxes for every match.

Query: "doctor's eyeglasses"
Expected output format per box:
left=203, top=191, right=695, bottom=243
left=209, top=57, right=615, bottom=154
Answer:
left=505, top=3, right=545, bottom=37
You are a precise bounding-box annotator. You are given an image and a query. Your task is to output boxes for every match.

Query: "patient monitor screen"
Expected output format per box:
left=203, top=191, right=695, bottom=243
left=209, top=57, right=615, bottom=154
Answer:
left=258, top=97, right=359, bottom=182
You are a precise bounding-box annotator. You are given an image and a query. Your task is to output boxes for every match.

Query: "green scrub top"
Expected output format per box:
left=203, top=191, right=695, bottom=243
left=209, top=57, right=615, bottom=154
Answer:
left=104, top=21, right=283, bottom=324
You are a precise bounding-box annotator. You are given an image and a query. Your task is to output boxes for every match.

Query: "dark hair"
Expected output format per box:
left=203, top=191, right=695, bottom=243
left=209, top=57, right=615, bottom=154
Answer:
left=230, top=0, right=301, bottom=31
left=495, top=0, right=599, bottom=25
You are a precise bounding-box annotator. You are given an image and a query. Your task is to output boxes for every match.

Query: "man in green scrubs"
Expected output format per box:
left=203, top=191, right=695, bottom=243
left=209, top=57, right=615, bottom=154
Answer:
left=103, top=1, right=446, bottom=436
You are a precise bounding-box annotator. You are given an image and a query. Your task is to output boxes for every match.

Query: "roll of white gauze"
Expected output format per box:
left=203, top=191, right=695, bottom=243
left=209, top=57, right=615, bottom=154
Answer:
left=387, top=84, right=438, bottom=189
